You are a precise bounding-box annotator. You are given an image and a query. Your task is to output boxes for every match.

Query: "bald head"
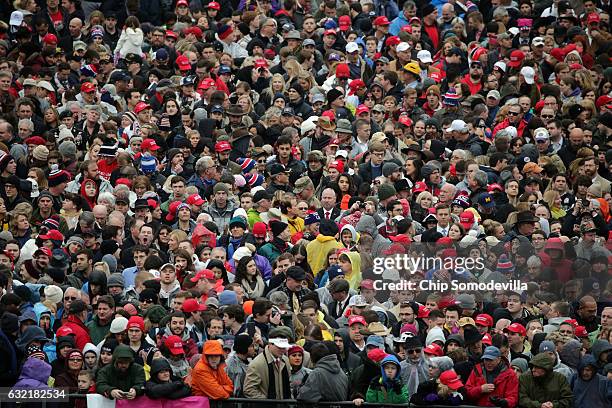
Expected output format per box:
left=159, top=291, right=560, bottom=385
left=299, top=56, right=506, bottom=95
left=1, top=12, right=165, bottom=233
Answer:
left=577, top=296, right=597, bottom=321
left=69, top=18, right=83, bottom=37
left=569, top=128, right=584, bottom=147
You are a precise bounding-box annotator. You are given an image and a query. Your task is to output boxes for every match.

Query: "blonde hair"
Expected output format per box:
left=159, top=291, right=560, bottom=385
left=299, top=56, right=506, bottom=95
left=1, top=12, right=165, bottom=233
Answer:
left=542, top=190, right=559, bottom=210
left=416, top=191, right=434, bottom=207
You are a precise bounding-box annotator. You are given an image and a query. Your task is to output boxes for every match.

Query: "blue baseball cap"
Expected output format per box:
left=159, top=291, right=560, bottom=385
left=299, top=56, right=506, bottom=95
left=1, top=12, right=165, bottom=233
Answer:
left=366, top=335, right=385, bottom=349
left=218, top=65, right=231, bottom=75
left=481, top=346, right=501, bottom=360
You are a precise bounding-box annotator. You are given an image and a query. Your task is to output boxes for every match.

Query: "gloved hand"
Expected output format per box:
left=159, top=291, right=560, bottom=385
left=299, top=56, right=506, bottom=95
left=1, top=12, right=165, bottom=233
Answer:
left=424, top=393, right=439, bottom=402
left=490, top=396, right=508, bottom=408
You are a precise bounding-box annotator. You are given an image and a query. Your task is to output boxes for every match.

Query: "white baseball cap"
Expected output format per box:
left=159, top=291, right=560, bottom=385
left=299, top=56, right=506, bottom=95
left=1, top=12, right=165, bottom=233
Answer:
left=345, top=42, right=359, bottom=54
left=520, top=66, right=536, bottom=84
left=446, top=119, right=468, bottom=133
left=396, top=42, right=410, bottom=53
left=532, top=37, right=545, bottom=47
left=494, top=61, right=507, bottom=73
left=269, top=338, right=291, bottom=349
left=417, top=50, right=433, bottom=63
left=534, top=127, right=549, bottom=141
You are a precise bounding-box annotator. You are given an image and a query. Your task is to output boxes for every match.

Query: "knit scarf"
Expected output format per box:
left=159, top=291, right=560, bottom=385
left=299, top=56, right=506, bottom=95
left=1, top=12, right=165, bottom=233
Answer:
left=266, top=354, right=291, bottom=399
left=241, top=275, right=266, bottom=299
left=271, top=237, right=288, bottom=253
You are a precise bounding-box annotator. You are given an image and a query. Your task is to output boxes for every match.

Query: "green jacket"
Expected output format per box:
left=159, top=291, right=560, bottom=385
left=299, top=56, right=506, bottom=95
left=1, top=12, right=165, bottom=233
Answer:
left=247, top=208, right=262, bottom=229
left=96, top=345, right=146, bottom=398
left=518, top=353, right=573, bottom=408
left=366, top=376, right=409, bottom=404
left=257, top=242, right=283, bottom=264
left=85, top=315, right=111, bottom=345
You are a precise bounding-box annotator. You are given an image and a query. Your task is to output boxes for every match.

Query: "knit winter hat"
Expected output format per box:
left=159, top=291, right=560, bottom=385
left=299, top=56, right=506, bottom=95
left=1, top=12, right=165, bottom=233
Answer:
left=98, top=142, right=118, bottom=157
left=140, top=154, right=157, bottom=174
left=269, top=220, right=288, bottom=236
left=234, top=334, right=253, bottom=354
left=107, top=273, right=125, bottom=288
left=246, top=173, right=264, bottom=187
left=237, top=157, right=256, bottom=174
left=0, top=151, right=12, bottom=172
left=44, top=285, right=63, bottom=304
left=327, top=88, right=343, bottom=105
left=58, top=140, right=76, bottom=159
left=47, top=164, right=70, bottom=187
left=496, top=254, right=515, bottom=275
left=378, top=184, right=397, bottom=201
left=32, top=145, right=49, bottom=161
left=110, top=316, right=128, bottom=334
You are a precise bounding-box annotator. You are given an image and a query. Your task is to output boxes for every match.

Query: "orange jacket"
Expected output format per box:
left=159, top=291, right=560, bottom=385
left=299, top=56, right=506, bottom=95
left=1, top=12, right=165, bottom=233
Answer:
left=191, top=341, right=234, bottom=399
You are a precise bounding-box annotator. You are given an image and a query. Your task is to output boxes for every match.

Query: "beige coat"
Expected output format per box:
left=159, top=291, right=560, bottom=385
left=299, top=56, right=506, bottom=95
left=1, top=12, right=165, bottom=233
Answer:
left=243, top=346, right=291, bottom=399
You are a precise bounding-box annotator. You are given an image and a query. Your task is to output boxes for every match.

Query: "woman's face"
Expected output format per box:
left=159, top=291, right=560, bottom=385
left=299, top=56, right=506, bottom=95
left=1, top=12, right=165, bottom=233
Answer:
left=238, top=96, right=250, bottom=111
left=168, top=234, right=179, bottom=251
left=420, top=196, right=432, bottom=208
left=44, top=109, right=56, bottom=123
left=428, top=365, right=440, bottom=379
left=84, top=181, right=96, bottom=197
left=100, top=351, right=113, bottom=365
left=157, top=369, right=171, bottom=382
left=175, top=256, right=188, bottom=271
left=0, top=198, right=6, bottom=214
left=448, top=224, right=462, bottom=240
left=272, top=77, right=283, bottom=91
left=68, top=354, right=83, bottom=371
left=246, top=260, right=257, bottom=276
left=511, top=141, right=524, bottom=154
left=338, top=176, right=350, bottom=192
left=289, top=352, right=303, bottom=367
left=585, top=90, right=596, bottom=102
left=189, top=133, right=200, bottom=146
left=405, top=160, right=416, bottom=175
left=17, top=215, right=29, bottom=230
left=89, top=144, right=100, bottom=160
left=84, top=352, right=97, bottom=367
left=166, top=101, right=178, bottom=115
left=273, top=98, right=285, bottom=109
left=414, top=121, right=426, bottom=137
left=512, top=166, right=523, bottom=181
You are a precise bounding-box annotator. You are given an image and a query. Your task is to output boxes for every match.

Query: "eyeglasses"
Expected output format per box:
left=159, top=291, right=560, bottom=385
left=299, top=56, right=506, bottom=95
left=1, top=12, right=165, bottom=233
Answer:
left=297, top=206, right=308, bottom=211
left=508, top=111, right=521, bottom=116
left=64, top=296, right=77, bottom=301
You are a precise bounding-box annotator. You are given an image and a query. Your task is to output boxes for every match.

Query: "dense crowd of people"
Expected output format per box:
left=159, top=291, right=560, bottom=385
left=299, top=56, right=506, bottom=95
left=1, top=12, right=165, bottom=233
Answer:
left=0, top=0, right=611, bottom=406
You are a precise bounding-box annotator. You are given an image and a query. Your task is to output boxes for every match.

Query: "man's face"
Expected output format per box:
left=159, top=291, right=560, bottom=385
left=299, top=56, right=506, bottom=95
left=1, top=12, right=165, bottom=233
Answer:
left=18, top=104, right=33, bottom=119
left=139, top=227, right=153, bottom=245
left=399, top=305, right=415, bottom=324
left=69, top=20, right=82, bottom=37
left=507, top=106, right=523, bottom=124
left=115, top=358, right=131, bottom=373
left=349, top=323, right=364, bottom=342
left=601, top=308, right=612, bottom=329
left=208, top=319, right=223, bottom=336
left=64, top=289, right=78, bottom=309
left=75, top=253, right=90, bottom=271
left=578, top=301, right=597, bottom=321
left=321, top=190, right=336, bottom=210
left=445, top=311, right=459, bottom=327
left=436, top=208, right=450, bottom=226
left=170, top=317, right=186, bottom=335
left=583, top=159, right=597, bottom=177
left=96, top=302, right=112, bottom=321
left=133, top=251, right=147, bottom=269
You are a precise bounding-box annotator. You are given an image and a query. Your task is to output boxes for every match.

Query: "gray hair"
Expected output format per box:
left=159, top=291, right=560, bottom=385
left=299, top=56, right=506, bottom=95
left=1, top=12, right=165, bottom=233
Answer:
left=526, top=255, right=541, bottom=268
left=492, top=7, right=508, bottom=18
left=18, top=118, right=34, bottom=131
left=473, top=170, right=488, bottom=187
left=97, top=192, right=116, bottom=206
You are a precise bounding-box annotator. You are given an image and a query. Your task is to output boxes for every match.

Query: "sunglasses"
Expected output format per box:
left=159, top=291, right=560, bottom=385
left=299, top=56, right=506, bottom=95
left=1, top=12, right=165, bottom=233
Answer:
left=508, top=111, right=521, bottom=116
left=69, top=358, right=83, bottom=362
left=64, top=296, right=78, bottom=301
left=470, top=64, right=483, bottom=69
left=541, top=115, right=554, bottom=119
left=407, top=349, right=422, bottom=354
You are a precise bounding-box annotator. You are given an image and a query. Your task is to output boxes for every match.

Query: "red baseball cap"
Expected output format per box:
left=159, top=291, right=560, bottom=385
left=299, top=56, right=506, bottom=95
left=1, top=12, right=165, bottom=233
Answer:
left=338, top=15, right=351, bottom=31
left=412, top=181, right=427, bottom=193
left=252, top=222, right=267, bottom=238
left=475, top=314, right=493, bottom=327
left=34, top=247, right=52, bottom=257
left=323, top=29, right=337, bottom=37
left=348, top=315, right=367, bottom=326
left=182, top=298, right=207, bottom=313
left=508, top=50, right=525, bottom=68
left=424, top=343, right=444, bottom=356
left=373, top=16, right=390, bottom=26
left=360, top=279, right=374, bottom=290
left=385, top=36, right=400, bottom=47
left=398, top=115, right=413, bottom=127
left=56, top=326, right=74, bottom=337
left=175, top=55, right=191, bottom=71
left=183, top=26, right=203, bottom=39
left=487, top=183, right=504, bottom=193
left=166, top=30, right=178, bottom=39
left=42, top=33, right=58, bottom=44
left=459, top=211, right=475, bottom=230
left=328, top=160, right=345, bottom=173
left=198, top=78, right=216, bottom=90
left=596, top=95, right=612, bottom=109
left=356, top=104, right=370, bottom=116
left=80, top=82, right=96, bottom=93
left=587, top=13, right=600, bottom=24
left=165, top=201, right=182, bottom=222
left=164, top=335, right=185, bottom=355
left=141, top=138, right=160, bottom=151
left=207, top=1, right=221, bottom=9
left=504, top=323, right=527, bottom=336
left=187, top=193, right=205, bottom=206
left=127, top=316, right=145, bottom=332
left=563, top=319, right=578, bottom=328
left=418, top=305, right=430, bottom=318
left=39, top=229, right=64, bottom=241
left=134, top=102, right=152, bottom=114
left=482, top=333, right=492, bottom=345
left=254, top=59, right=268, bottom=69
left=215, top=141, right=232, bottom=152
left=190, top=269, right=216, bottom=282
left=574, top=325, right=588, bottom=338
left=176, top=0, right=189, bottom=6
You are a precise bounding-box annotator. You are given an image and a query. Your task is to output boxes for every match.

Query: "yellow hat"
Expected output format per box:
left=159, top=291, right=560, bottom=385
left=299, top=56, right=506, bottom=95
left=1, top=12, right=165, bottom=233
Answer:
left=403, top=61, right=421, bottom=75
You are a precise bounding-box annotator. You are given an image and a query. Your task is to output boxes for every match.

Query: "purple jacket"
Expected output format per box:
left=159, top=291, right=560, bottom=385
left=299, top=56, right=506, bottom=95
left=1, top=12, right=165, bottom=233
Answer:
left=238, top=0, right=280, bottom=12
left=13, top=357, right=52, bottom=389
left=228, top=253, right=272, bottom=280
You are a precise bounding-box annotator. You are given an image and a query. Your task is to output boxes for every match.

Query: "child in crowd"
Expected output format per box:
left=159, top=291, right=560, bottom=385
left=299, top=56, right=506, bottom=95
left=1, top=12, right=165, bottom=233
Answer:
left=366, top=354, right=409, bottom=403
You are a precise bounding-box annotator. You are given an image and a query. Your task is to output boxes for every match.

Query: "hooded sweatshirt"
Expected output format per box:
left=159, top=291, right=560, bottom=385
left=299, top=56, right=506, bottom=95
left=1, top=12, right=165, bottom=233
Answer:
left=518, top=352, right=573, bottom=408
left=571, top=355, right=612, bottom=408
left=366, top=355, right=409, bottom=403
left=82, top=343, right=99, bottom=370
left=355, top=214, right=390, bottom=258
left=12, top=357, right=51, bottom=389
left=144, top=358, right=192, bottom=400
left=297, top=353, right=349, bottom=402
left=343, top=251, right=362, bottom=290
left=591, top=340, right=612, bottom=374
left=306, top=233, right=342, bottom=277
left=191, top=341, right=234, bottom=399
left=96, top=344, right=146, bottom=397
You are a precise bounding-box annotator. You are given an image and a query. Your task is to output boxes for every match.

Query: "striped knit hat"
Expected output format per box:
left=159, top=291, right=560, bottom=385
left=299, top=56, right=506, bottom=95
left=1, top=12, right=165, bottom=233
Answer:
left=99, top=142, right=118, bottom=157
left=237, top=157, right=256, bottom=174
left=48, top=165, right=70, bottom=187
left=496, top=254, right=515, bottom=275
left=443, top=88, right=460, bottom=106
left=140, top=154, right=157, bottom=174
left=246, top=173, right=264, bottom=187
left=0, top=151, right=13, bottom=172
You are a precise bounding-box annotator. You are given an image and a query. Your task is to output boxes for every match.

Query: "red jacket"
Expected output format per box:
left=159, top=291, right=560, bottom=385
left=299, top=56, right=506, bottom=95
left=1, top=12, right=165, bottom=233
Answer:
left=59, top=316, right=92, bottom=351
left=465, top=361, right=519, bottom=408
left=460, top=74, right=482, bottom=95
